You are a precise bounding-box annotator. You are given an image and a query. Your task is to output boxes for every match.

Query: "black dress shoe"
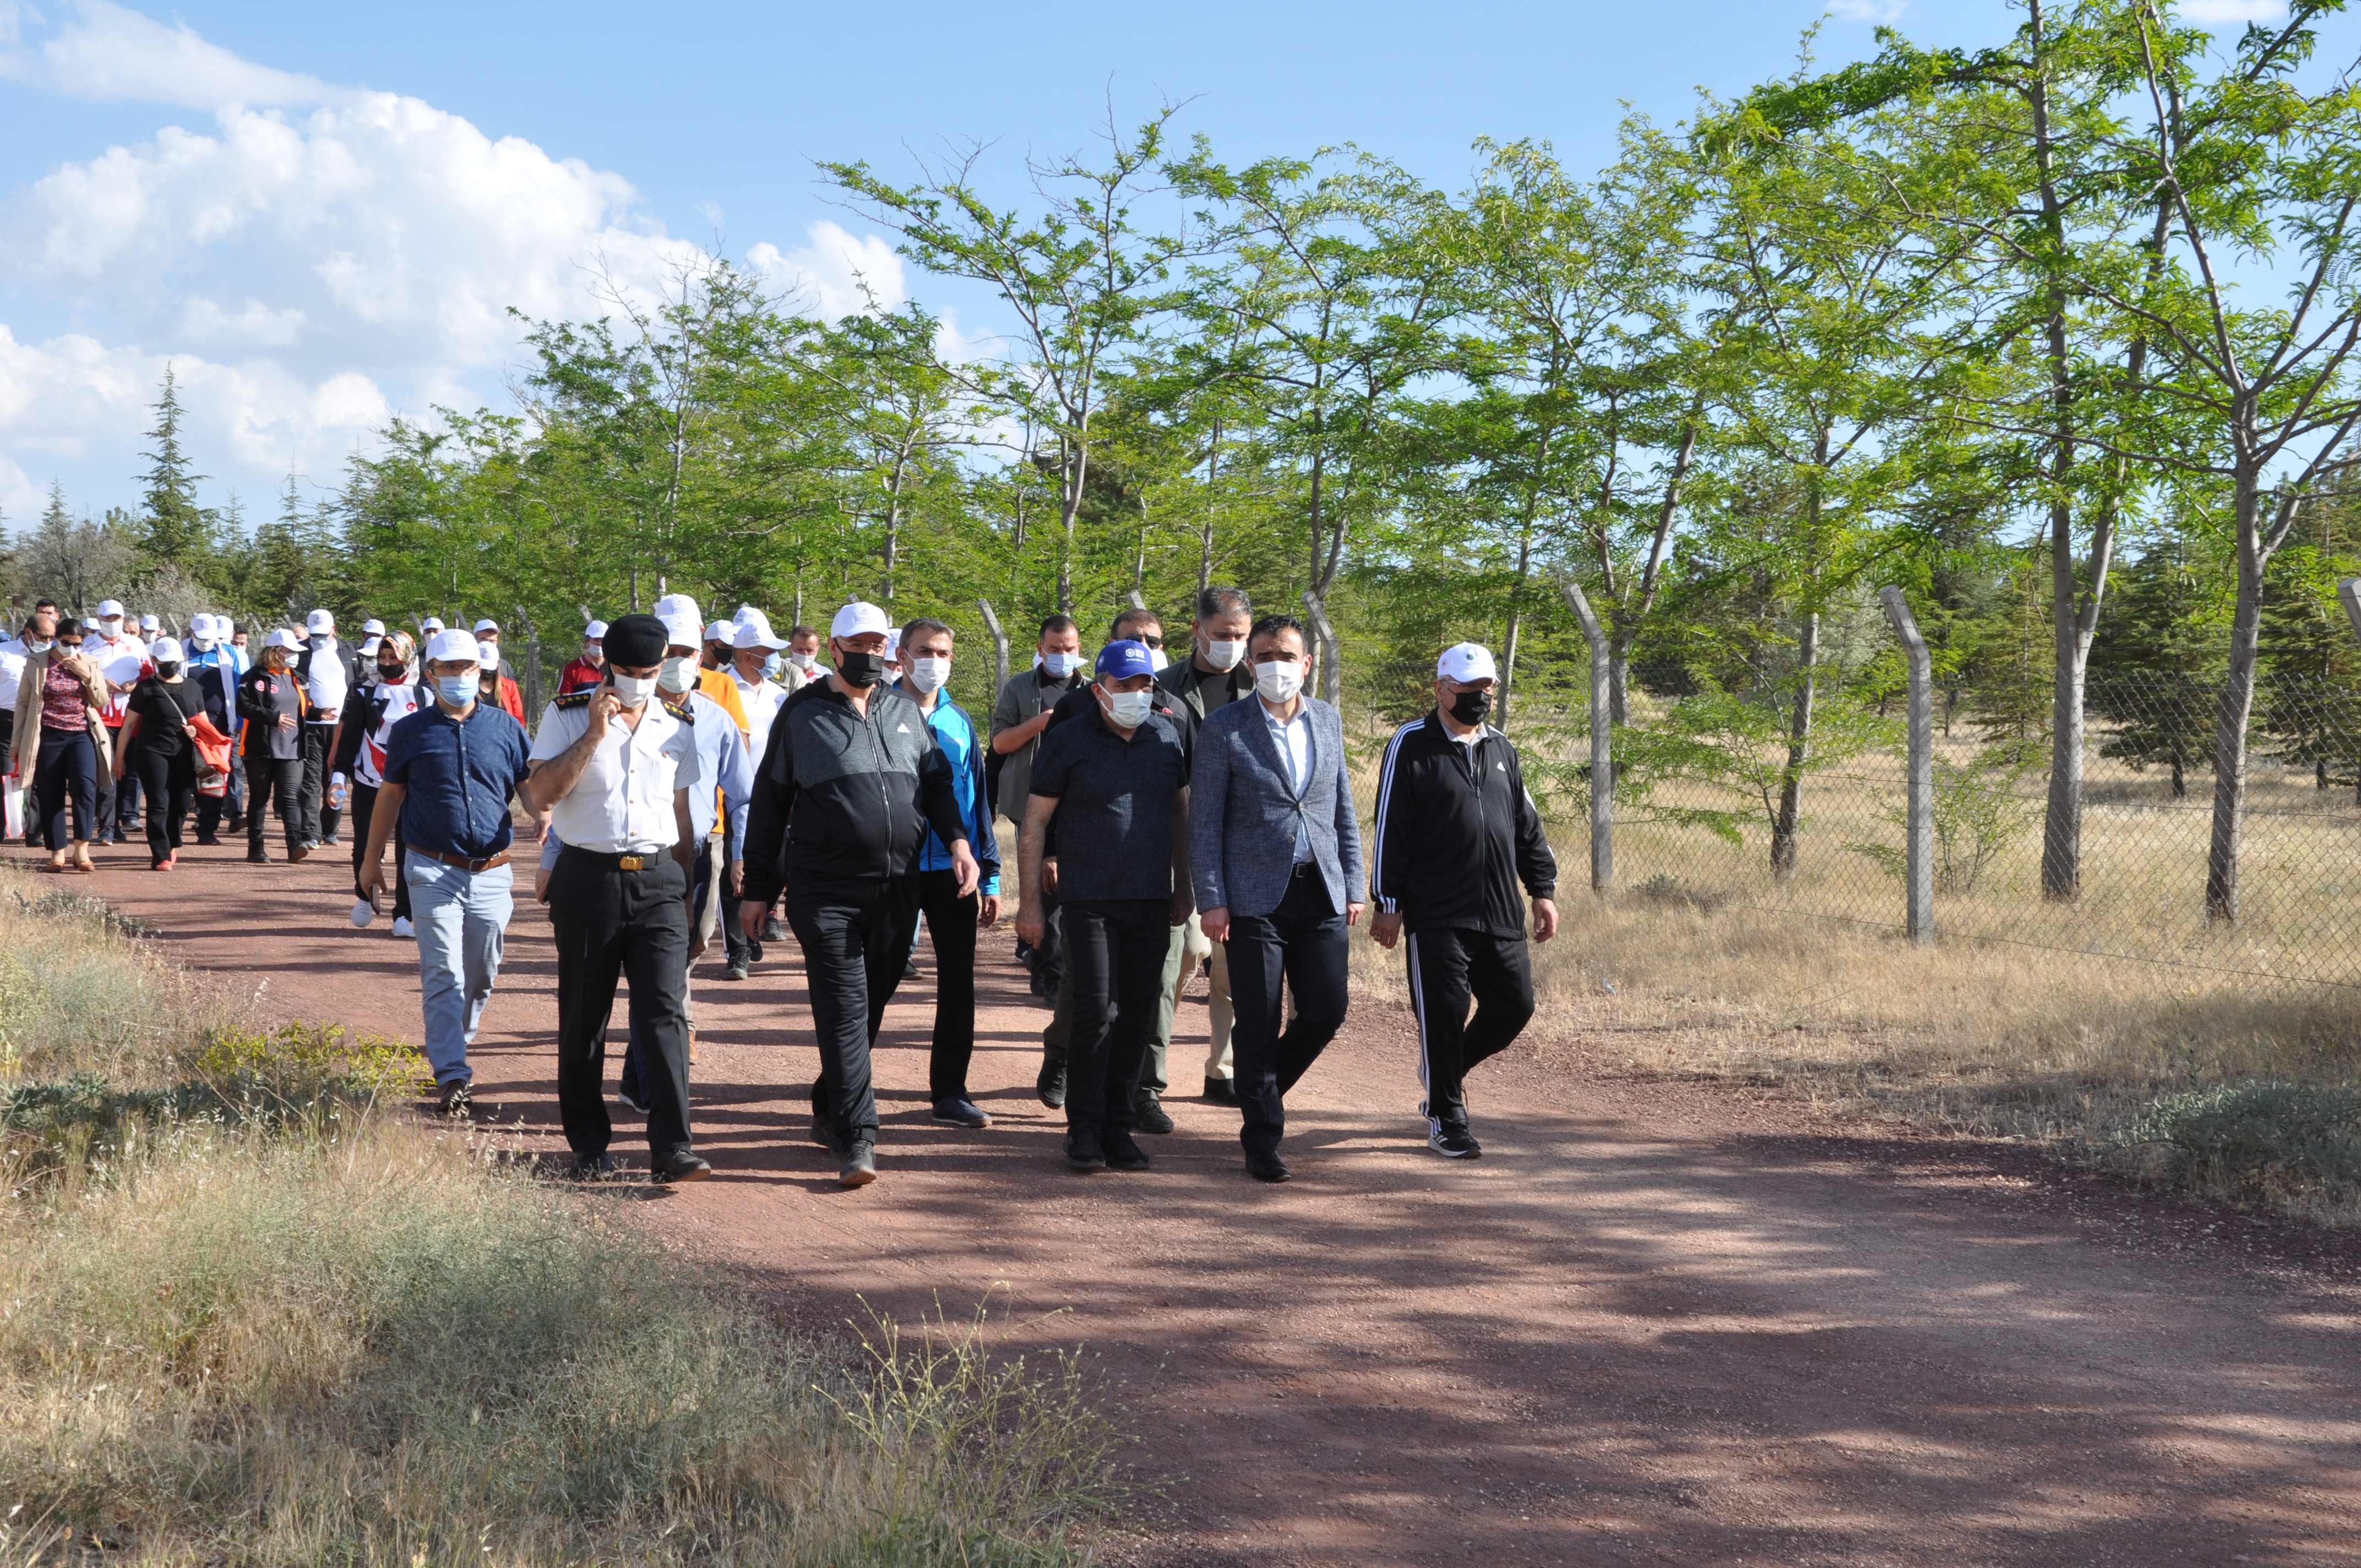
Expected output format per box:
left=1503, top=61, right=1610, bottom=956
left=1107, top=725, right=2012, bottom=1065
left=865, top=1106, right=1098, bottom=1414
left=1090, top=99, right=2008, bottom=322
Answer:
left=1203, top=1075, right=1238, bottom=1106
left=1036, top=1056, right=1067, bottom=1109
left=1245, top=1151, right=1293, bottom=1183
left=1103, top=1129, right=1151, bottom=1172
left=652, top=1154, right=712, bottom=1185
left=571, top=1152, right=618, bottom=1180
left=195, top=832, right=221, bottom=846
left=1132, top=1096, right=1174, bottom=1135
left=1064, top=1128, right=1106, bottom=1170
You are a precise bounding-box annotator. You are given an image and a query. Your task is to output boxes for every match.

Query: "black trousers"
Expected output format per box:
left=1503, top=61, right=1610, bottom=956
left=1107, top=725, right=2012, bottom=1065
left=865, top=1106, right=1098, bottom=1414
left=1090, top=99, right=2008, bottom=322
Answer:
left=1062, top=898, right=1172, bottom=1135
left=621, top=840, right=716, bottom=1098
left=299, top=724, right=340, bottom=842
left=1225, top=865, right=1351, bottom=1159
left=347, top=782, right=412, bottom=920
left=786, top=875, right=920, bottom=1146
left=132, top=745, right=195, bottom=865
left=917, top=868, right=981, bottom=1101
left=1406, top=926, right=1536, bottom=1131
left=549, top=849, right=694, bottom=1162
left=197, top=749, right=244, bottom=838
left=35, top=728, right=97, bottom=846
left=244, top=753, right=305, bottom=854
left=715, top=824, right=751, bottom=966
left=95, top=728, right=121, bottom=840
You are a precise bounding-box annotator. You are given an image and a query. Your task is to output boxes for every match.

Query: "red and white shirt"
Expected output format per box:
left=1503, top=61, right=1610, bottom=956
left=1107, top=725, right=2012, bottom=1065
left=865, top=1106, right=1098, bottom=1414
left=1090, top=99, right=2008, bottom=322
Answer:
left=355, top=682, right=426, bottom=789
left=90, top=634, right=149, bottom=726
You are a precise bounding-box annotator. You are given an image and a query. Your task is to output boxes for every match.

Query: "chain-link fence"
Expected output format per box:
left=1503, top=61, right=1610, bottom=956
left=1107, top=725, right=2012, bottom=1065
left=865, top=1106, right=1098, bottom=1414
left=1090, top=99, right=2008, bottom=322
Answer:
left=1342, top=641, right=2361, bottom=991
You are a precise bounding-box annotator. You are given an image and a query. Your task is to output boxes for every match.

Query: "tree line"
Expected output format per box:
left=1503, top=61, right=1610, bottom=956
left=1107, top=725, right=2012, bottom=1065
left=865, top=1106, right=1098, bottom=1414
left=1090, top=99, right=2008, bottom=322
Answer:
left=16, top=1, right=2361, bottom=922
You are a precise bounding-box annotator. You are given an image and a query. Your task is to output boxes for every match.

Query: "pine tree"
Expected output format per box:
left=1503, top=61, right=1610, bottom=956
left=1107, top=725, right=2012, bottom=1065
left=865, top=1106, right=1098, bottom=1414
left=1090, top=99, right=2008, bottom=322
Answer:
left=137, top=366, right=214, bottom=571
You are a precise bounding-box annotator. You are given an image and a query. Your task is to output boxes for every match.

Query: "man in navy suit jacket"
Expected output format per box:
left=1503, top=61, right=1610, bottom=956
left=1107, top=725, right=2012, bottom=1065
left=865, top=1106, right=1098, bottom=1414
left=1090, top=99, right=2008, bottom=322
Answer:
left=1189, top=613, right=1366, bottom=1182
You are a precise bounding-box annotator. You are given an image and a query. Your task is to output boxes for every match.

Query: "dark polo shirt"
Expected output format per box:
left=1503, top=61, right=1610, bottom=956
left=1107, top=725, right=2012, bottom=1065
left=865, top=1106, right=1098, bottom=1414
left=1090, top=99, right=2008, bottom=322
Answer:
left=1027, top=703, right=1190, bottom=903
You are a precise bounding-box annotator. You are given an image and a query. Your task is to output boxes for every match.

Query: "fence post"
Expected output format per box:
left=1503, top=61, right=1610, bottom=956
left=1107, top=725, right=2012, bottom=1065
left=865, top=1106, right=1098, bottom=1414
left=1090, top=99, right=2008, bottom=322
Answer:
left=1556, top=580, right=1614, bottom=892
left=1878, top=585, right=1934, bottom=945
left=976, top=597, right=1010, bottom=693
left=1301, top=589, right=1341, bottom=706
left=2338, top=579, right=2361, bottom=649
left=1127, top=589, right=1148, bottom=611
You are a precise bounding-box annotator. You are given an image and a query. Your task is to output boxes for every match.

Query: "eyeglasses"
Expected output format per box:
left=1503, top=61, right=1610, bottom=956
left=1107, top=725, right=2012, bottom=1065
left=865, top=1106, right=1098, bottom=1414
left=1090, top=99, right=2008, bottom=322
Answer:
left=1131, top=634, right=1164, bottom=649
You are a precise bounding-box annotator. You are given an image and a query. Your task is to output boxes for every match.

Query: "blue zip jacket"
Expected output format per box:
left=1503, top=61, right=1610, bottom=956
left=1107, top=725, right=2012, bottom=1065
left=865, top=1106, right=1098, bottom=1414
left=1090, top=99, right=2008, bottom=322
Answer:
left=898, top=681, right=1001, bottom=895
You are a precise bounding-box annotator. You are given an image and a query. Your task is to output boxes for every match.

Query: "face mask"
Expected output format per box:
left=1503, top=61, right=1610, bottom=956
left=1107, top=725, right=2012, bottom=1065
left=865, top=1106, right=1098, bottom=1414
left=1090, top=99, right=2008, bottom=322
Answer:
left=907, top=655, right=950, bottom=693
left=1150, top=649, right=1169, bottom=672
left=155, top=662, right=181, bottom=679
left=1449, top=688, right=1492, bottom=726
left=308, top=634, right=330, bottom=651
left=1204, top=636, right=1247, bottom=671
left=190, top=636, right=214, bottom=651
left=1042, top=650, right=1082, bottom=679
left=611, top=671, right=660, bottom=707
left=1103, top=688, right=1154, bottom=728
left=788, top=650, right=816, bottom=672
left=100, top=620, right=122, bottom=638
left=1255, top=660, right=1304, bottom=705
left=435, top=676, right=477, bottom=706
left=836, top=648, right=885, bottom=688
left=659, top=656, right=698, bottom=694
left=23, top=638, right=51, bottom=655
left=764, top=652, right=785, bottom=680
left=377, top=662, right=407, bottom=683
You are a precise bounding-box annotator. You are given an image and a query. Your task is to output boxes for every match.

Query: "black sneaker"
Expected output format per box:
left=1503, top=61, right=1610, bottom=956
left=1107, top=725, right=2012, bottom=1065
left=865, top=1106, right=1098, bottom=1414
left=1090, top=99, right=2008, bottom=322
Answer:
left=1429, top=1125, right=1482, bottom=1159
left=570, top=1152, right=618, bottom=1180
left=288, top=843, right=311, bottom=863
left=748, top=938, right=764, bottom=963
left=653, top=1153, right=712, bottom=1185
left=723, top=960, right=750, bottom=981
left=931, top=1097, right=992, bottom=1129
left=1245, top=1151, right=1293, bottom=1183
left=195, top=832, right=221, bottom=847
left=810, top=1120, right=844, bottom=1153
left=762, top=914, right=786, bottom=942
left=1103, top=1128, right=1151, bottom=1172
left=435, top=1079, right=472, bottom=1115
left=1133, top=1096, right=1174, bottom=1135
left=1036, top=1057, right=1067, bottom=1109
left=1203, top=1075, right=1238, bottom=1106
left=1064, top=1128, right=1106, bottom=1170
left=247, top=848, right=270, bottom=864
left=840, top=1142, right=877, bottom=1188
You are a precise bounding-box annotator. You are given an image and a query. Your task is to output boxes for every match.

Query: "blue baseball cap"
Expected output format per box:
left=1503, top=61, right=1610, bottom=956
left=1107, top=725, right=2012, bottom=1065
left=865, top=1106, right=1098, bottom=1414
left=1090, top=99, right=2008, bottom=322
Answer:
left=1095, top=639, right=1156, bottom=680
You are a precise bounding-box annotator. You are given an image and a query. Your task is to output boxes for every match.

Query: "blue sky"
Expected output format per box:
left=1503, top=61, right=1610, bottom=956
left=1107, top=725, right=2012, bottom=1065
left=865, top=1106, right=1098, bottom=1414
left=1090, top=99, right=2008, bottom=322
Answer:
left=0, top=0, right=2291, bottom=527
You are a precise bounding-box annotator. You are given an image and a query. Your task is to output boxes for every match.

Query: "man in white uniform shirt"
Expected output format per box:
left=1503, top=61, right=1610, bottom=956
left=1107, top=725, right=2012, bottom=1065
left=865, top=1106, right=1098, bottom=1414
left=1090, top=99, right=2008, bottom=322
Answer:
left=524, top=612, right=710, bottom=1186
left=88, top=599, right=148, bottom=841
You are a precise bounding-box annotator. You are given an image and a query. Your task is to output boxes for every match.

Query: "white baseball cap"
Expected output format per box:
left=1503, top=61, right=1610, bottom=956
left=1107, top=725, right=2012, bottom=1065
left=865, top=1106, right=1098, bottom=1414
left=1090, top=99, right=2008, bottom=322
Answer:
left=585, top=619, right=608, bottom=640
left=422, top=616, right=445, bottom=634
left=360, top=635, right=382, bottom=657
left=306, top=608, right=335, bottom=634
left=139, top=614, right=160, bottom=632
left=264, top=628, right=303, bottom=651
left=424, top=628, right=478, bottom=665
left=96, top=599, right=124, bottom=619
left=661, top=613, right=703, bottom=651
left=472, top=617, right=499, bottom=634
left=733, top=619, right=788, bottom=650
left=189, top=613, right=215, bottom=638
left=652, top=592, right=700, bottom=625
left=702, top=618, right=734, bottom=645
left=476, top=640, right=500, bottom=668
left=217, top=617, right=237, bottom=636
left=832, top=601, right=890, bottom=640
left=1437, top=643, right=1499, bottom=684
left=148, top=636, right=182, bottom=663
left=884, top=629, right=902, bottom=660
left=363, top=618, right=386, bottom=635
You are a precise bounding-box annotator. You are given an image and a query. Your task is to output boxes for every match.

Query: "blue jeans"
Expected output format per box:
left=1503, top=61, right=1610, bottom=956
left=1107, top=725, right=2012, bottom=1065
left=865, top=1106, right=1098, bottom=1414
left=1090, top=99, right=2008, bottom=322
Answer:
left=404, top=851, right=515, bottom=1086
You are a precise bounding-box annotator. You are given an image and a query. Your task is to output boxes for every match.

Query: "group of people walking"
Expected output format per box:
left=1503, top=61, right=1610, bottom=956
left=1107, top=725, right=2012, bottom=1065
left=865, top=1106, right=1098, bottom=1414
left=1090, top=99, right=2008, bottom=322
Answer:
left=2, top=585, right=1558, bottom=1189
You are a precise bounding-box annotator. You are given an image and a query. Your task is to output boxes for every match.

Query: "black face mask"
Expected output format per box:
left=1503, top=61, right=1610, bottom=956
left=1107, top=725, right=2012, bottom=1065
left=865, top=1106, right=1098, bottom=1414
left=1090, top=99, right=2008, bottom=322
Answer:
left=1449, top=688, right=1492, bottom=726
left=836, top=649, right=885, bottom=688
left=155, top=662, right=180, bottom=679
left=377, top=663, right=407, bottom=683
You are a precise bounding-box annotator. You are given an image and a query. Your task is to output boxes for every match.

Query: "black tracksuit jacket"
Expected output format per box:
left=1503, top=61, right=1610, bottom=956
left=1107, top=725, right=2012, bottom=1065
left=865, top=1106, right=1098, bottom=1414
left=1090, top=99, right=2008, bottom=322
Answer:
left=741, top=678, right=972, bottom=905
left=1370, top=711, right=1557, bottom=937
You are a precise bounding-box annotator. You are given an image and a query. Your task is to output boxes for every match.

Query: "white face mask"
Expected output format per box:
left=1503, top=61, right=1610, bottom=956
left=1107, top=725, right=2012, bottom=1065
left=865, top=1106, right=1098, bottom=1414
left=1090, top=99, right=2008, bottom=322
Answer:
left=1255, top=660, right=1304, bottom=705
left=1042, top=650, right=1082, bottom=679
left=907, top=655, right=950, bottom=693
left=1149, top=649, right=1169, bottom=672
left=788, top=650, right=817, bottom=672
left=1103, top=688, right=1154, bottom=729
left=191, top=636, right=215, bottom=651
left=658, top=655, right=698, bottom=694
left=1204, top=636, right=1247, bottom=671
left=611, top=672, right=660, bottom=707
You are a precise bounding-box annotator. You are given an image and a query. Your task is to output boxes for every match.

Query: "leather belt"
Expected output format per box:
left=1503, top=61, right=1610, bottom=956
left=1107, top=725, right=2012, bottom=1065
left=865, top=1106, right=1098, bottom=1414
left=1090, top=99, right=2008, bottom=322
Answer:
left=561, top=845, right=672, bottom=872
left=412, top=846, right=510, bottom=874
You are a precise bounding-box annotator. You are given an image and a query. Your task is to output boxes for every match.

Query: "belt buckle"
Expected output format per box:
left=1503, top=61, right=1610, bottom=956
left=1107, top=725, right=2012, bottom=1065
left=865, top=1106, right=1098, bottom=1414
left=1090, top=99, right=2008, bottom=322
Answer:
left=618, top=854, right=646, bottom=871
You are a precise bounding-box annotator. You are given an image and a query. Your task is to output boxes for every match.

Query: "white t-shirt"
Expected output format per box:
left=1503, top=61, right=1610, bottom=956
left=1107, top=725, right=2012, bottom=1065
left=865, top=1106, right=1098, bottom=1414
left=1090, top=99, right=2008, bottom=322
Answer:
left=527, top=696, right=702, bottom=855
left=91, top=634, right=148, bottom=726
left=0, top=638, right=29, bottom=711
left=304, top=640, right=350, bottom=719
left=731, top=670, right=786, bottom=761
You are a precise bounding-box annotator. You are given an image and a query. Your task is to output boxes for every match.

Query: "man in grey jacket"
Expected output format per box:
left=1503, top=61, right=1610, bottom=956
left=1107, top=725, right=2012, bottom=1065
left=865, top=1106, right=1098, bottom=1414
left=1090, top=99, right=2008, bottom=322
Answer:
left=1189, top=613, right=1364, bottom=1182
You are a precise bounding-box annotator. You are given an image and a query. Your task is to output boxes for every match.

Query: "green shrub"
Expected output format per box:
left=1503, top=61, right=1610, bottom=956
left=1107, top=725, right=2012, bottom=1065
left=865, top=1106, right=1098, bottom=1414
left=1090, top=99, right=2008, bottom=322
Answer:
left=2112, top=1081, right=2361, bottom=1198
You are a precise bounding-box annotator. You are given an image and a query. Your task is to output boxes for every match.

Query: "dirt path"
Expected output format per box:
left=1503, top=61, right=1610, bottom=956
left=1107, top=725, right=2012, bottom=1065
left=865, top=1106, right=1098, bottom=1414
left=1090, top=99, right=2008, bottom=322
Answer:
left=54, top=837, right=2361, bottom=1566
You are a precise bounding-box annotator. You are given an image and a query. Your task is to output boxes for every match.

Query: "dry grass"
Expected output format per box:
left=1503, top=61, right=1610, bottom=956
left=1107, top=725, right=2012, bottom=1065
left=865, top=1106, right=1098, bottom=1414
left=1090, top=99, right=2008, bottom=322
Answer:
left=0, top=870, right=1125, bottom=1566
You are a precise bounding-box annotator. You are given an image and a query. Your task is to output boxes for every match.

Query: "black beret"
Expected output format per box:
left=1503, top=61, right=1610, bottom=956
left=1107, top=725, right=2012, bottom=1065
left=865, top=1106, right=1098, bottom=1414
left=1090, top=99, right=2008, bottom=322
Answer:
left=603, top=613, right=668, bottom=668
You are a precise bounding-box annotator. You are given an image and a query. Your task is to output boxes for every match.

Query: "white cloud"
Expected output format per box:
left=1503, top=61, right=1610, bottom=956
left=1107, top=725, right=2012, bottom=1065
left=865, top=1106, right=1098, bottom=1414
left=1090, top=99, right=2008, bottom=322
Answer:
left=0, top=0, right=339, bottom=109
left=2177, top=0, right=2287, bottom=21
left=749, top=221, right=908, bottom=322
left=1827, top=0, right=1908, bottom=21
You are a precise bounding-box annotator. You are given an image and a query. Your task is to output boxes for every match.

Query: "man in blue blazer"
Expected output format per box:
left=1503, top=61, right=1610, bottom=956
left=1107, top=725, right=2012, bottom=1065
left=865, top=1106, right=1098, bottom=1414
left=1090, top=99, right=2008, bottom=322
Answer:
left=1190, top=613, right=1365, bottom=1182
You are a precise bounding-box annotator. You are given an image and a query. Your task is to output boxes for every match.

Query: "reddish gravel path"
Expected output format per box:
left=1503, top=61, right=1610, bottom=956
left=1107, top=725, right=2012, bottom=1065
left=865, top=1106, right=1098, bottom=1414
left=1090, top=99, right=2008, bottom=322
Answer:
left=50, top=836, right=2361, bottom=1566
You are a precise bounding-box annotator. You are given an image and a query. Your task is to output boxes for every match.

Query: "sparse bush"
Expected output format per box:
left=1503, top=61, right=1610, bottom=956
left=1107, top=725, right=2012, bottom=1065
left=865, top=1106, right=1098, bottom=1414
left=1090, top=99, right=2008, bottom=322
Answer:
left=2112, top=1081, right=2361, bottom=1201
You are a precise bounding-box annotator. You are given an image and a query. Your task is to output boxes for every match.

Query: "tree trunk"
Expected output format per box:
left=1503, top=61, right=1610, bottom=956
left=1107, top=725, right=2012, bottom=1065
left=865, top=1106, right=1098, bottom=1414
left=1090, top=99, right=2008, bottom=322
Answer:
left=1607, top=628, right=1631, bottom=726
left=2205, top=473, right=2271, bottom=923
left=1498, top=528, right=1532, bottom=728
left=1056, top=439, right=1085, bottom=617
left=1770, top=609, right=1819, bottom=880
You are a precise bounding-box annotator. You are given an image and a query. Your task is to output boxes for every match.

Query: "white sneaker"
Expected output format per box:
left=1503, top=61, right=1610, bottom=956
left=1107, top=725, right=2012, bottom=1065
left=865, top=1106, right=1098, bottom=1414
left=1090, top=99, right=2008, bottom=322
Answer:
left=391, top=916, right=414, bottom=939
